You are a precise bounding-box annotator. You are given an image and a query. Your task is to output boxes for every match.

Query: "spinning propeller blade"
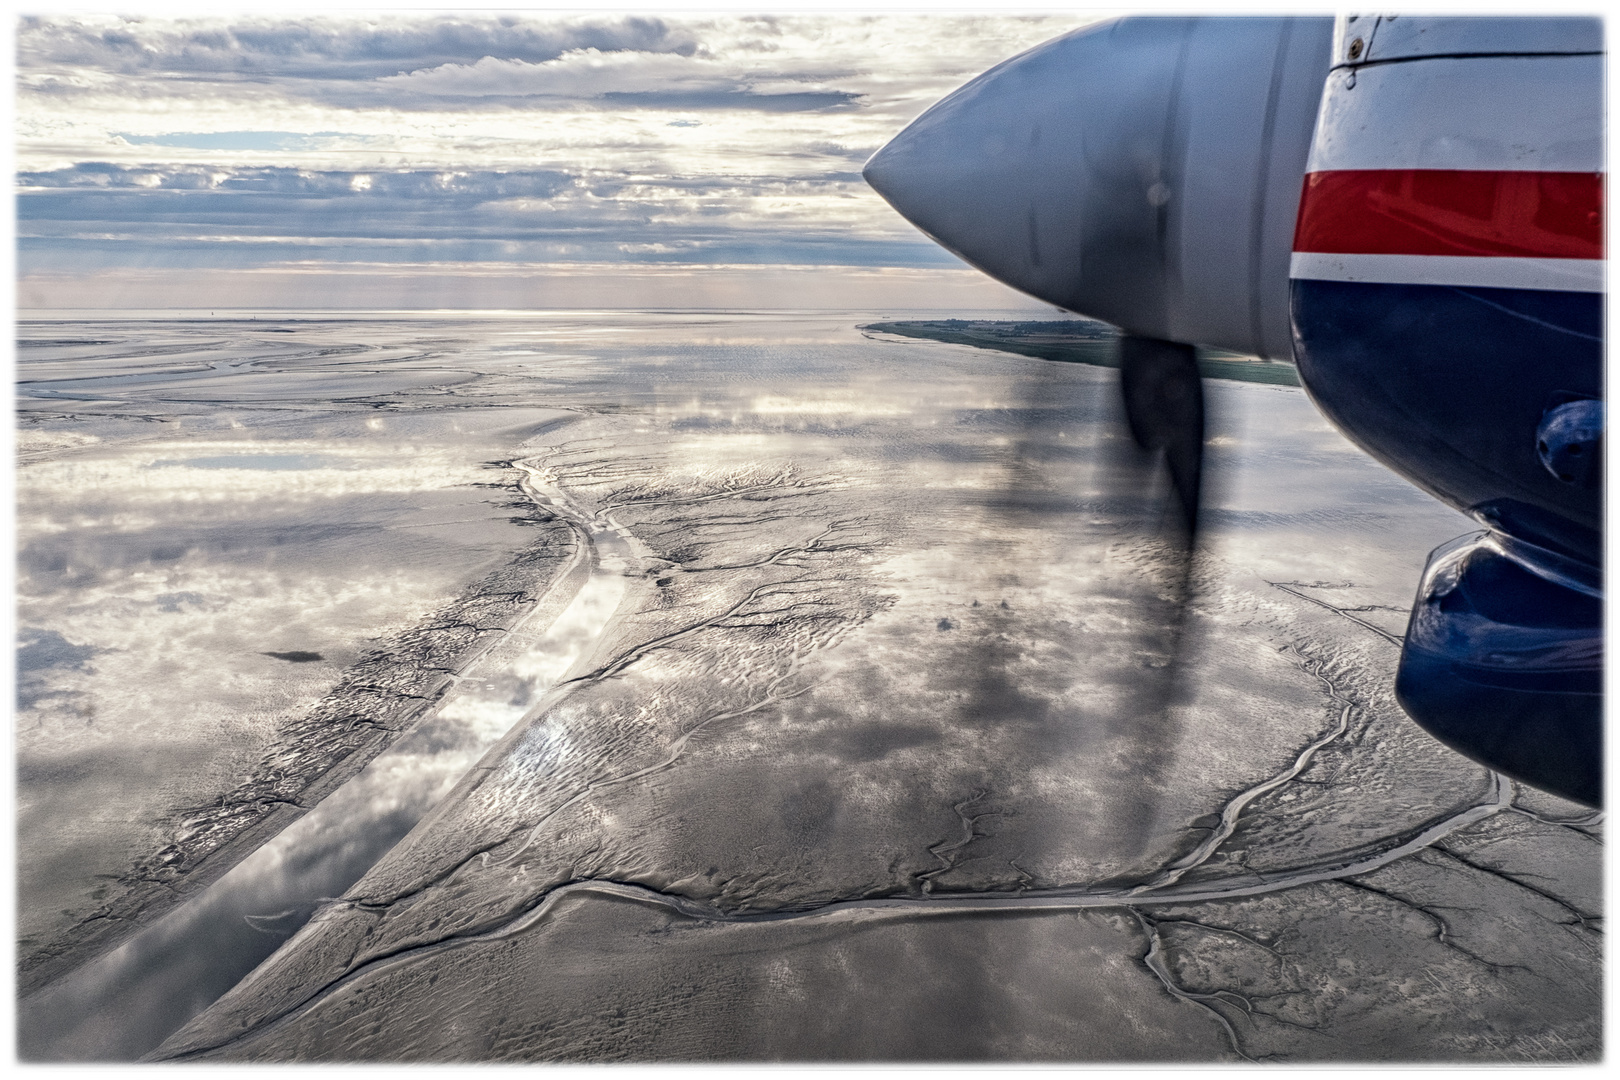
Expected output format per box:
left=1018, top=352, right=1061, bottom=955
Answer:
left=1119, top=335, right=1204, bottom=547
left=861, top=17, right=1331, bottom=837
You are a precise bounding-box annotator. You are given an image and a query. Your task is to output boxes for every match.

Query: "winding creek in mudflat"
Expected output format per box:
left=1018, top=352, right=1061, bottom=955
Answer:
left=15, top=311, right=1601, bottom=1062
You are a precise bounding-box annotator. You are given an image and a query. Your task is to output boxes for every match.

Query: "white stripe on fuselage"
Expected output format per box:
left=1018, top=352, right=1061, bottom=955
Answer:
left=1289, top=252, right=1604, bottom=293
left=1306, top=55, right=1602, bottom=174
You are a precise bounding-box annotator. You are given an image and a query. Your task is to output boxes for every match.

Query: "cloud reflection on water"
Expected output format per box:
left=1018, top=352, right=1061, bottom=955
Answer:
left=23, top=311, right=1557, bottom=1066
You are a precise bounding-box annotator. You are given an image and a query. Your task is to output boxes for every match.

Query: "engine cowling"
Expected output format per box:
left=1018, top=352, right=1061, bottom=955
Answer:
left=863, top=16, right=1334, bottom=361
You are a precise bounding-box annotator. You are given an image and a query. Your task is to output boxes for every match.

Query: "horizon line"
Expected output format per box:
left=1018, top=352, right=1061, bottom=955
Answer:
left=17, top=305, right=1069, bottom=317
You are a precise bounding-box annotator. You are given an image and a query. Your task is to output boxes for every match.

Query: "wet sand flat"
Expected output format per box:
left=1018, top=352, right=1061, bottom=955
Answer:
left=16, top=311, right=1601, bottom=1062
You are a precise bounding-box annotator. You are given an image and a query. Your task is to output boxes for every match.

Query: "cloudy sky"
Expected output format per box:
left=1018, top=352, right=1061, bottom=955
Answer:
left=16, top=10, right=1101, bottom=310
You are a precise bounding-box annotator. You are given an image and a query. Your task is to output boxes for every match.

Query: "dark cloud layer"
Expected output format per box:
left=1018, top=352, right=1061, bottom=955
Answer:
left=17, top=164, right=957, bottom=270
left=17, top=16, right=870, bottom=114
left=17, top=16, right=702, bottom=80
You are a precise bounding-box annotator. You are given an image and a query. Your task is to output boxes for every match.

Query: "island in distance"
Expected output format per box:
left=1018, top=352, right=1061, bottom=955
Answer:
left=16, top=311, right=1601, bottom=1062
left=863, top=319, right=1302, bottom=386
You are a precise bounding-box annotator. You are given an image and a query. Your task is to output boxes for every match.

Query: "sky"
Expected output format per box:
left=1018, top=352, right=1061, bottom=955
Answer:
left=14, top=9, right=1103, bottom=310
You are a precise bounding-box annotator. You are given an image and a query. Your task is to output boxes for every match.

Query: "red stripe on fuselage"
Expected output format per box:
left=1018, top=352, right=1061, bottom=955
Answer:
left=1294, top=170, right=1603, bottom=259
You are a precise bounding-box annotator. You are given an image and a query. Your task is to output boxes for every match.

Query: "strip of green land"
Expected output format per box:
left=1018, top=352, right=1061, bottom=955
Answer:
left=862, top=320, right=1300, bottom=387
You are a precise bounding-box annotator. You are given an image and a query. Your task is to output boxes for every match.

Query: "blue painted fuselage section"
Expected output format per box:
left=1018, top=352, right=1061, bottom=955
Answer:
left=1291, top=279, right=1601, bottom=564
left=1292, top=279, right=1603, bottom=805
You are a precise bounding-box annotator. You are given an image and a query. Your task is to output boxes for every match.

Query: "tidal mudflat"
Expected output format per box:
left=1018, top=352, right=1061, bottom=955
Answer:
left=15, top=311, right=1601, bottom=1062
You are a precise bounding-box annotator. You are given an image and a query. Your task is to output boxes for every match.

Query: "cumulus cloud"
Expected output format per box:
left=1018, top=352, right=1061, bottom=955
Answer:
left=20, top=164, right=575, bottom=198
left=379, top=50, right=730, bottom=98
left=372, top=48, right=862, bottom=110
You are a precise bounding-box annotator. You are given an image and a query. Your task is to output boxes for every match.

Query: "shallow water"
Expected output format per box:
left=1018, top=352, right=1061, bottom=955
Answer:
left=15, top=310, right=1602, bottom=1062
left=16, top=457, right=635, bottom=1059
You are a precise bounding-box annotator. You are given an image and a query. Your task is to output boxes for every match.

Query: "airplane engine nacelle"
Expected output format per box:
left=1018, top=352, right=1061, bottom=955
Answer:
left=1289, top=15, right=1604, bottom=566
left=1290, top=16, right=1604, bottom=807
left=863, top=16, right=1334, bottom=361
